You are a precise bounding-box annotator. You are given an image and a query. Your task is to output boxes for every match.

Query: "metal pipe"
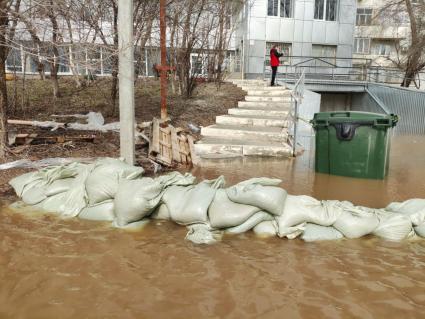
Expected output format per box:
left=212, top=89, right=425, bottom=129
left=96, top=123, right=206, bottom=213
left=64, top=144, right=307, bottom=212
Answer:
left=159, top=0, right=167, bottom=120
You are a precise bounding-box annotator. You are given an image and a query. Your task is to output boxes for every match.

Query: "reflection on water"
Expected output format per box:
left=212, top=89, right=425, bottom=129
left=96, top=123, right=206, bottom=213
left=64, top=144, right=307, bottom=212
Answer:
left=0, top=135, right=425, bottom=318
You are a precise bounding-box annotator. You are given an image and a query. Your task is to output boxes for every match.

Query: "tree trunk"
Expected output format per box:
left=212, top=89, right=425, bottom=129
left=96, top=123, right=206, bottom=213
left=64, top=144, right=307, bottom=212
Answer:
left=0, top=50, right=8, bottom=159
left=110, top=2, right=119, bottom=115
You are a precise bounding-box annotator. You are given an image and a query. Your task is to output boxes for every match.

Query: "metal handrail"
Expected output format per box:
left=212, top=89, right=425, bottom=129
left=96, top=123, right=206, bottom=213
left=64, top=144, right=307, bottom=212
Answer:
left=288, top=69, right=305, bottom=156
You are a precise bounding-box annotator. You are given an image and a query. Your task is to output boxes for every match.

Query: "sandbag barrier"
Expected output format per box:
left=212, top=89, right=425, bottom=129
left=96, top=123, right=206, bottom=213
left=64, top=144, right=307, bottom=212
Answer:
left=7, top=158, right=425, bottom=244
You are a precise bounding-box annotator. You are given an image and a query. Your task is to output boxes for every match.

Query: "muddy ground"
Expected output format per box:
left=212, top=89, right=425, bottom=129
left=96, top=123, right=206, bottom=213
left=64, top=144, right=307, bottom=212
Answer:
left=0, top=77, right=245, bottom=200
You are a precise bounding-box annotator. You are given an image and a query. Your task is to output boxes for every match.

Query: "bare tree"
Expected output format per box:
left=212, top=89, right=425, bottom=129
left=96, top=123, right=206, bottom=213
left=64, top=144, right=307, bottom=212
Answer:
left=0, top=0, right=21, bottom=158
left=379, top=0, right=425, bottom=87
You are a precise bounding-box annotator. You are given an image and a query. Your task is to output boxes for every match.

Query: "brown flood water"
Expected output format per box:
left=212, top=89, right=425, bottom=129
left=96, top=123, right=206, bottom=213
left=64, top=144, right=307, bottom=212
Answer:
left=1, top=135, right=425, bottom=318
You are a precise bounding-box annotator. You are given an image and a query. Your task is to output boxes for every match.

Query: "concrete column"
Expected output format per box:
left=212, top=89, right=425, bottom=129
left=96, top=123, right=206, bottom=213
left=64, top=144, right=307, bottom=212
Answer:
left=118, top=0, right=135, bottom=165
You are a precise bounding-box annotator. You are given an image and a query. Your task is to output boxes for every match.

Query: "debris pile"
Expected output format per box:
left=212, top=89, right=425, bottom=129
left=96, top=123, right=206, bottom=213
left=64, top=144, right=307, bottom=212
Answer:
left=8, top=158, right=425, bottom=244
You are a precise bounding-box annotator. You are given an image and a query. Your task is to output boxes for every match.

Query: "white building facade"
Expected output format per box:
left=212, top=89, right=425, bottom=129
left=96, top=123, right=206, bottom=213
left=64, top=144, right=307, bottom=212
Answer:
left=235, top=0, right=357, bottom=78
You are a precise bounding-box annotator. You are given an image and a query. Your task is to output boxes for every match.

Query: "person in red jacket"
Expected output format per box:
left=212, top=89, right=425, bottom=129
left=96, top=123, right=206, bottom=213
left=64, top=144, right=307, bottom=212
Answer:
left=270, top=45, right=283, bottom=86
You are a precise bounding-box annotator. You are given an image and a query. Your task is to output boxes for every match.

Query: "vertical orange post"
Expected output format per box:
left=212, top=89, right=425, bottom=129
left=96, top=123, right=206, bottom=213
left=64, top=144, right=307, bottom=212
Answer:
left=159, top=0, right=167, bottom=120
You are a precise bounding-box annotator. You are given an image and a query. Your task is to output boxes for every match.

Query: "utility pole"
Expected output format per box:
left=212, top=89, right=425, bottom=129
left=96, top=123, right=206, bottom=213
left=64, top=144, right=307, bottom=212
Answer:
left=118, top=0, right=135, bottom=165
left=159, top=0, right=168, bottom=120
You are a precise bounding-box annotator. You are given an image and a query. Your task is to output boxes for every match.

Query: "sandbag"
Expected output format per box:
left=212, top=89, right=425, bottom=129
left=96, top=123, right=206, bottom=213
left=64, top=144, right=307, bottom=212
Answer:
left=333, top=205, right=379, bottom=238
left=414, top=224, right=425, bottom=237
left=208, top=189, right=261, bottom=228
left=86, top=158, right=144, bottom=205
left=225, top=211, right=273, bottom=234
left=114, top=178, right=163, bottom=227
left=150, top=203, right=171, bottom=220
left=155, top=171, right=197, bottom=188
left=79, top=200, right=114, bottom=221
left=22, top=186, right=47, bottom=205
left=44, top=178, right=75, bottom=196
left=253, top=220, right=278, bottom=237
left=226, top=178, right=286, bottom=216
left=185, top=224, right=222, bottom=244
left=301, top=223, right=344, bottom=242
left=373, top=211, right=413, bottom=241
left=276, top=196, right=343, bottom=237
left=162, top=181, right=217, bottom=225
left=386, top=199, right=425, bottom=226
left=9, top=172, right=40, bottom=196
left=34, top=192, right=66, bottom=213
left=60, top=165, right=92, bottom=217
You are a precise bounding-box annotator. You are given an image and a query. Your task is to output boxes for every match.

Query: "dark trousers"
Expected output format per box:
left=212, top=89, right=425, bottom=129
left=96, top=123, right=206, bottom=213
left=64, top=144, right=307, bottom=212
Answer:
left=271, top=66, right=278, bottom=86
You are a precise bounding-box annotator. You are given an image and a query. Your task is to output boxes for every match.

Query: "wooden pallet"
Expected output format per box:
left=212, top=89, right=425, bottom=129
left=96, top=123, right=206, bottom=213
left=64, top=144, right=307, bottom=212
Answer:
left=148, top=118, right=198, bottom=166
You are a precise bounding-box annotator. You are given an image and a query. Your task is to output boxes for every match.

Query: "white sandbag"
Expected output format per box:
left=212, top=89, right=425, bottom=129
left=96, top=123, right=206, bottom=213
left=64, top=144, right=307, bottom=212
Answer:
left=414, top=224, right=425, bottom=237
left=225, top=211, right=273, bottom=234
left=373, top=212, right=413, bottom=241
left=34, top=192, right=66, bottom=213
left=114, top=178, right=163, bottom=227
left=386, top=199, right=425, bottom=226
left=301, top=223, right=344, bottom=242
left=79, top=200, right=114, bottom=221
left=9, top=172, right=40, bottom=196
left=60, top=165, right=93, bottom=217
left=155, top=171, right=197, bottom=188
left=22, top=187, right=47, bottom=205
left=253, top=220, right=278, bottom=237
left=226, top=178, right=287, bottom=216
left=333, top=206, right=379, bottom=239
left=150, top=203, right=171, bottom=220
left=162, top=181, right=217, bottom=225
left=208, top=189, right=261, bottom=228
left=44, top=178, right=75, bottom=196
left=276, top=196, right=343, bottom=237
left=86, top=158, right=144, bottom=204
left=185, top=224, right=222, bottom=245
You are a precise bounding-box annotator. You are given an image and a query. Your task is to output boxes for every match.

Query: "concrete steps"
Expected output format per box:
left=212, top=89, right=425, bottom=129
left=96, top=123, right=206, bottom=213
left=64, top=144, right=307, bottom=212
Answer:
left=194, top=137, right=293, bottom=158
left=246, top=89, right=292, bottom=97
left=194, top=79, right=294, bottom=159
left=245, top=95, right=292, bottom=102
left=228, top=107, right=289, bottom=117
left=201, top=124, right=288, bottom=142
left=238, top=100, right=291, bottom=108
left=216, top=114, right=289, bottom=127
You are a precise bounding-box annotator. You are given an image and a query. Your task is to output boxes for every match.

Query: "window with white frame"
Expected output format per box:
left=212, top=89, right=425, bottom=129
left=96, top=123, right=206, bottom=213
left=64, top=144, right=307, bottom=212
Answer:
left=265, top=42, right=292, bottom=65
left=314, top=0, right=338, bottom=21
left=267, top=0, right=293, bottom=18
left=354, top=38, right=371, bottom=54
left=371, top=40, right=394, bottom=56
left=6, top=47, right=23, bottom=72
left=356, top=8, right=373, bottom=26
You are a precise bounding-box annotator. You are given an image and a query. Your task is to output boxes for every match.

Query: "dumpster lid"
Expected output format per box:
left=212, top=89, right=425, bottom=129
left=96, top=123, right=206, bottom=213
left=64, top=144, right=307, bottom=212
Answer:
left=312, top=111, right=398, bottom=127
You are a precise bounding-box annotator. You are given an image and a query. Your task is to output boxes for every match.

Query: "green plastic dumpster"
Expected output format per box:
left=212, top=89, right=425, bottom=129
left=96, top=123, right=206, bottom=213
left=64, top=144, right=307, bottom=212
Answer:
left=311, top=111, right=398, bottom=179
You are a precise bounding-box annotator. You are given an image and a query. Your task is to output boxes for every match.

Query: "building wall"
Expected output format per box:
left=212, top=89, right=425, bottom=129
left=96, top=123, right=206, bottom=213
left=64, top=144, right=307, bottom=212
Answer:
left=353, top=0, right=409, bottom=67
left=240, top=0, right=356, bottom=77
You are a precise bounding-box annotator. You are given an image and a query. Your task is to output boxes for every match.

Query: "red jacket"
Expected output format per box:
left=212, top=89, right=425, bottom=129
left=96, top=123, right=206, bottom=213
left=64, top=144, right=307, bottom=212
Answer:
left=270, top=48, right=283, bottom=67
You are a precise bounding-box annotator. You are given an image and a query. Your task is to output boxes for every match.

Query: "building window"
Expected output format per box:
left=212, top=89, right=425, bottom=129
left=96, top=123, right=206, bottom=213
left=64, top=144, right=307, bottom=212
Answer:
left=371, top=40, right=393, bottom=56
left=314, top=0, right=338, bottom=21
left=354, top=38, right=370, bottom=54
left=265, top=42, right=292, bottom=65
left=268, top=0, right=293, bottom=18
left=356, top=8, right=373, bottom=26
left=6, top=47, right=23, bottom=72
left=312, top=44, right=337, bottom=66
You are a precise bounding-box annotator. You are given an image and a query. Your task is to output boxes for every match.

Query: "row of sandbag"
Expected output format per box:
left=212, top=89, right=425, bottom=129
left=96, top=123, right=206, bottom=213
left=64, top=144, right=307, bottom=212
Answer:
left=8, top=158, right=425, bottom=243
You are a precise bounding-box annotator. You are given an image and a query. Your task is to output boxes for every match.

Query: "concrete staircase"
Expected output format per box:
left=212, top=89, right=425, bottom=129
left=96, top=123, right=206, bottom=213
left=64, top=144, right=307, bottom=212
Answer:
left=194, top=79, right=294, bottom=158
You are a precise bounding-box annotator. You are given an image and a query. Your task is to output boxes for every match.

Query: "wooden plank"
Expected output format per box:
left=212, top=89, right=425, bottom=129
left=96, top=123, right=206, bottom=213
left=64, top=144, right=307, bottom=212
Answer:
left=169, top=126, right=181, bottom=162
left=187, top=135, right=199, bottom=166
left=149, top=118, right=160, bottom=155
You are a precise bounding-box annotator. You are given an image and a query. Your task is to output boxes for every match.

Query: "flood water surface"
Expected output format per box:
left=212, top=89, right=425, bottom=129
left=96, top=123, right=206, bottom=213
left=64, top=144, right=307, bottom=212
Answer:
left=0, top=136, right=425, bottom=318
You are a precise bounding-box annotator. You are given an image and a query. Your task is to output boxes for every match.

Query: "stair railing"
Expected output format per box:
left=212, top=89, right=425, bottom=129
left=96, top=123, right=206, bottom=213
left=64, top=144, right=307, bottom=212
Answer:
left=288, top=69, right=305, bottom=156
